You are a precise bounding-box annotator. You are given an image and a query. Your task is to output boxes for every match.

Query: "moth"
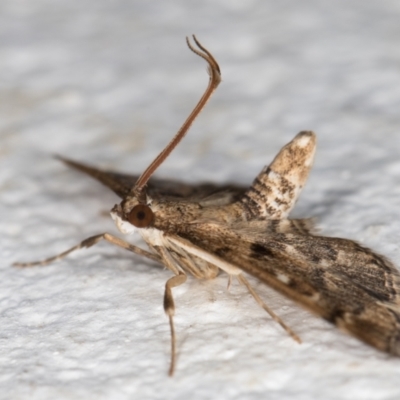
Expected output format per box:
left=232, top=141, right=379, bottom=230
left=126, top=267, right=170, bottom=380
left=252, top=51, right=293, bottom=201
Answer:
left=15, top=36, right=400, bottom=376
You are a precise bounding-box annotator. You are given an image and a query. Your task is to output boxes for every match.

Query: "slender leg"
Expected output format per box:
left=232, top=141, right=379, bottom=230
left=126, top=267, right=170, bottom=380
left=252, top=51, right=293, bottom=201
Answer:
left=13, top=233, right=161, bottom=267
left=156, top=246, right=188, bottom=376
left=164, top=272, right=187, bottom=376
left=227, top=275, right=232, bottom=291
left=238, top=274, right=301, bottom=344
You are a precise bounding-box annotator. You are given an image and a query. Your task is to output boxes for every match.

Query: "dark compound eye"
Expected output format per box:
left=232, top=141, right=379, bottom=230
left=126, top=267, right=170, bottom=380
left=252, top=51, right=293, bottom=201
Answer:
left=128, top=204, right=154, bottom=228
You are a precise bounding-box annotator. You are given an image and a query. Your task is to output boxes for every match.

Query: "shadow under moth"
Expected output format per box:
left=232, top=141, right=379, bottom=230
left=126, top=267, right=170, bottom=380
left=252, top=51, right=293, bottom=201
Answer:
left=15, top=36, right=400, bottom=375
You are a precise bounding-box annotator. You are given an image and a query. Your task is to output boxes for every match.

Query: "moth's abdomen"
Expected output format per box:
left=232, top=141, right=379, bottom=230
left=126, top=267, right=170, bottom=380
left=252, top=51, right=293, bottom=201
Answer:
left=239, top=131, right=316, bottom=220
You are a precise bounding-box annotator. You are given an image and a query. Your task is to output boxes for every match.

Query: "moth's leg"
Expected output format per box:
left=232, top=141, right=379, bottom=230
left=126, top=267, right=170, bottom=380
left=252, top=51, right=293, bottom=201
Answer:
left=13, top=233, right=161, bottom=267
left=157, top=246, right=188, bottom=376
left=227, top=275, right=232, bottom=290
left=237, top=274, right=301, bottom=344
left=164, top=272, right=187, bottom=376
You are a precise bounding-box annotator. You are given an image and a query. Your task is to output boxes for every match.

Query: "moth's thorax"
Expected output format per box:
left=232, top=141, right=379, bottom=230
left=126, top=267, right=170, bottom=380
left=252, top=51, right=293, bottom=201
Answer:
left=111, top=192, right=248, bottom=238
left=150, top=200, right=249, bottom=233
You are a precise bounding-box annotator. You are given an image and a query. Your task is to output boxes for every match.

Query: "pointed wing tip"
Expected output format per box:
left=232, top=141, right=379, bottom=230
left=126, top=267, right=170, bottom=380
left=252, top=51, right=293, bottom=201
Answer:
left=53, top=154, right=72, bottom=165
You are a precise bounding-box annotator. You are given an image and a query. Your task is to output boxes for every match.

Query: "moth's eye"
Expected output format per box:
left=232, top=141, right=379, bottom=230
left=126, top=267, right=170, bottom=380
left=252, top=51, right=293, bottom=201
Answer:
left=128, top=204, right=154, bottom=228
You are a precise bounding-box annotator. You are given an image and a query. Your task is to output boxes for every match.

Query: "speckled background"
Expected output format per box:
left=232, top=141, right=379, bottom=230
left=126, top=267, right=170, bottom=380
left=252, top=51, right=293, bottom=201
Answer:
left=2, top=1, right=400, bottom=399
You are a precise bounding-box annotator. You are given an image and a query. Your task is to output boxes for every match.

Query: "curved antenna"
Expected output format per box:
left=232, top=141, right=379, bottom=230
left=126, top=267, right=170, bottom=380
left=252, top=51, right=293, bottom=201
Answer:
left=132, top=35, right=222, bottom=200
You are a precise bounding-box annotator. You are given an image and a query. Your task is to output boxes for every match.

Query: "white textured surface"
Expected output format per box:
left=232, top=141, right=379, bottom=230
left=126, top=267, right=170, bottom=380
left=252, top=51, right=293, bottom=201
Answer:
left=2, top=1, right=400, bottom=399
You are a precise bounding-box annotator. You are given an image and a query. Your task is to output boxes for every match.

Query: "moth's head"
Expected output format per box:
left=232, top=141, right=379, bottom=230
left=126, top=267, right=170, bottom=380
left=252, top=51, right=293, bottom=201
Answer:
left=110, top=36, right=220, bottom=236
left=111, top=194, right=155, bottom=235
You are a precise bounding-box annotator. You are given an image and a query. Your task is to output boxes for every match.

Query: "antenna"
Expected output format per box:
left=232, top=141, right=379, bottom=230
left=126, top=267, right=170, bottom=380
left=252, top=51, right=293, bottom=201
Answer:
left=132, top=35, right=221, bottom=201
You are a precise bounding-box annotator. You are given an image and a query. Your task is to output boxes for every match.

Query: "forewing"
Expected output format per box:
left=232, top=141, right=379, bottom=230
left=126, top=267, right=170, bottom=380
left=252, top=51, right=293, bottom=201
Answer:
left=179, top=221, right=400, bottom=356
left=57, top=156, right=245, bottom=204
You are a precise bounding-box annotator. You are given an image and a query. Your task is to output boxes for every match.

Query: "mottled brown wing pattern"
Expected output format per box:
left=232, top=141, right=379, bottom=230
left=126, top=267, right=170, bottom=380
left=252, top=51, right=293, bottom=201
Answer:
left=178, top=221, right=400, bottom=356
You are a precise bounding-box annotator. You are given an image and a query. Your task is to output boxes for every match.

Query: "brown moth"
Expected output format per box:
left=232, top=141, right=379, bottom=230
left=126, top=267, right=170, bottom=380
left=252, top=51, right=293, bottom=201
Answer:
left=15, top=36, right=400, bottom=375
